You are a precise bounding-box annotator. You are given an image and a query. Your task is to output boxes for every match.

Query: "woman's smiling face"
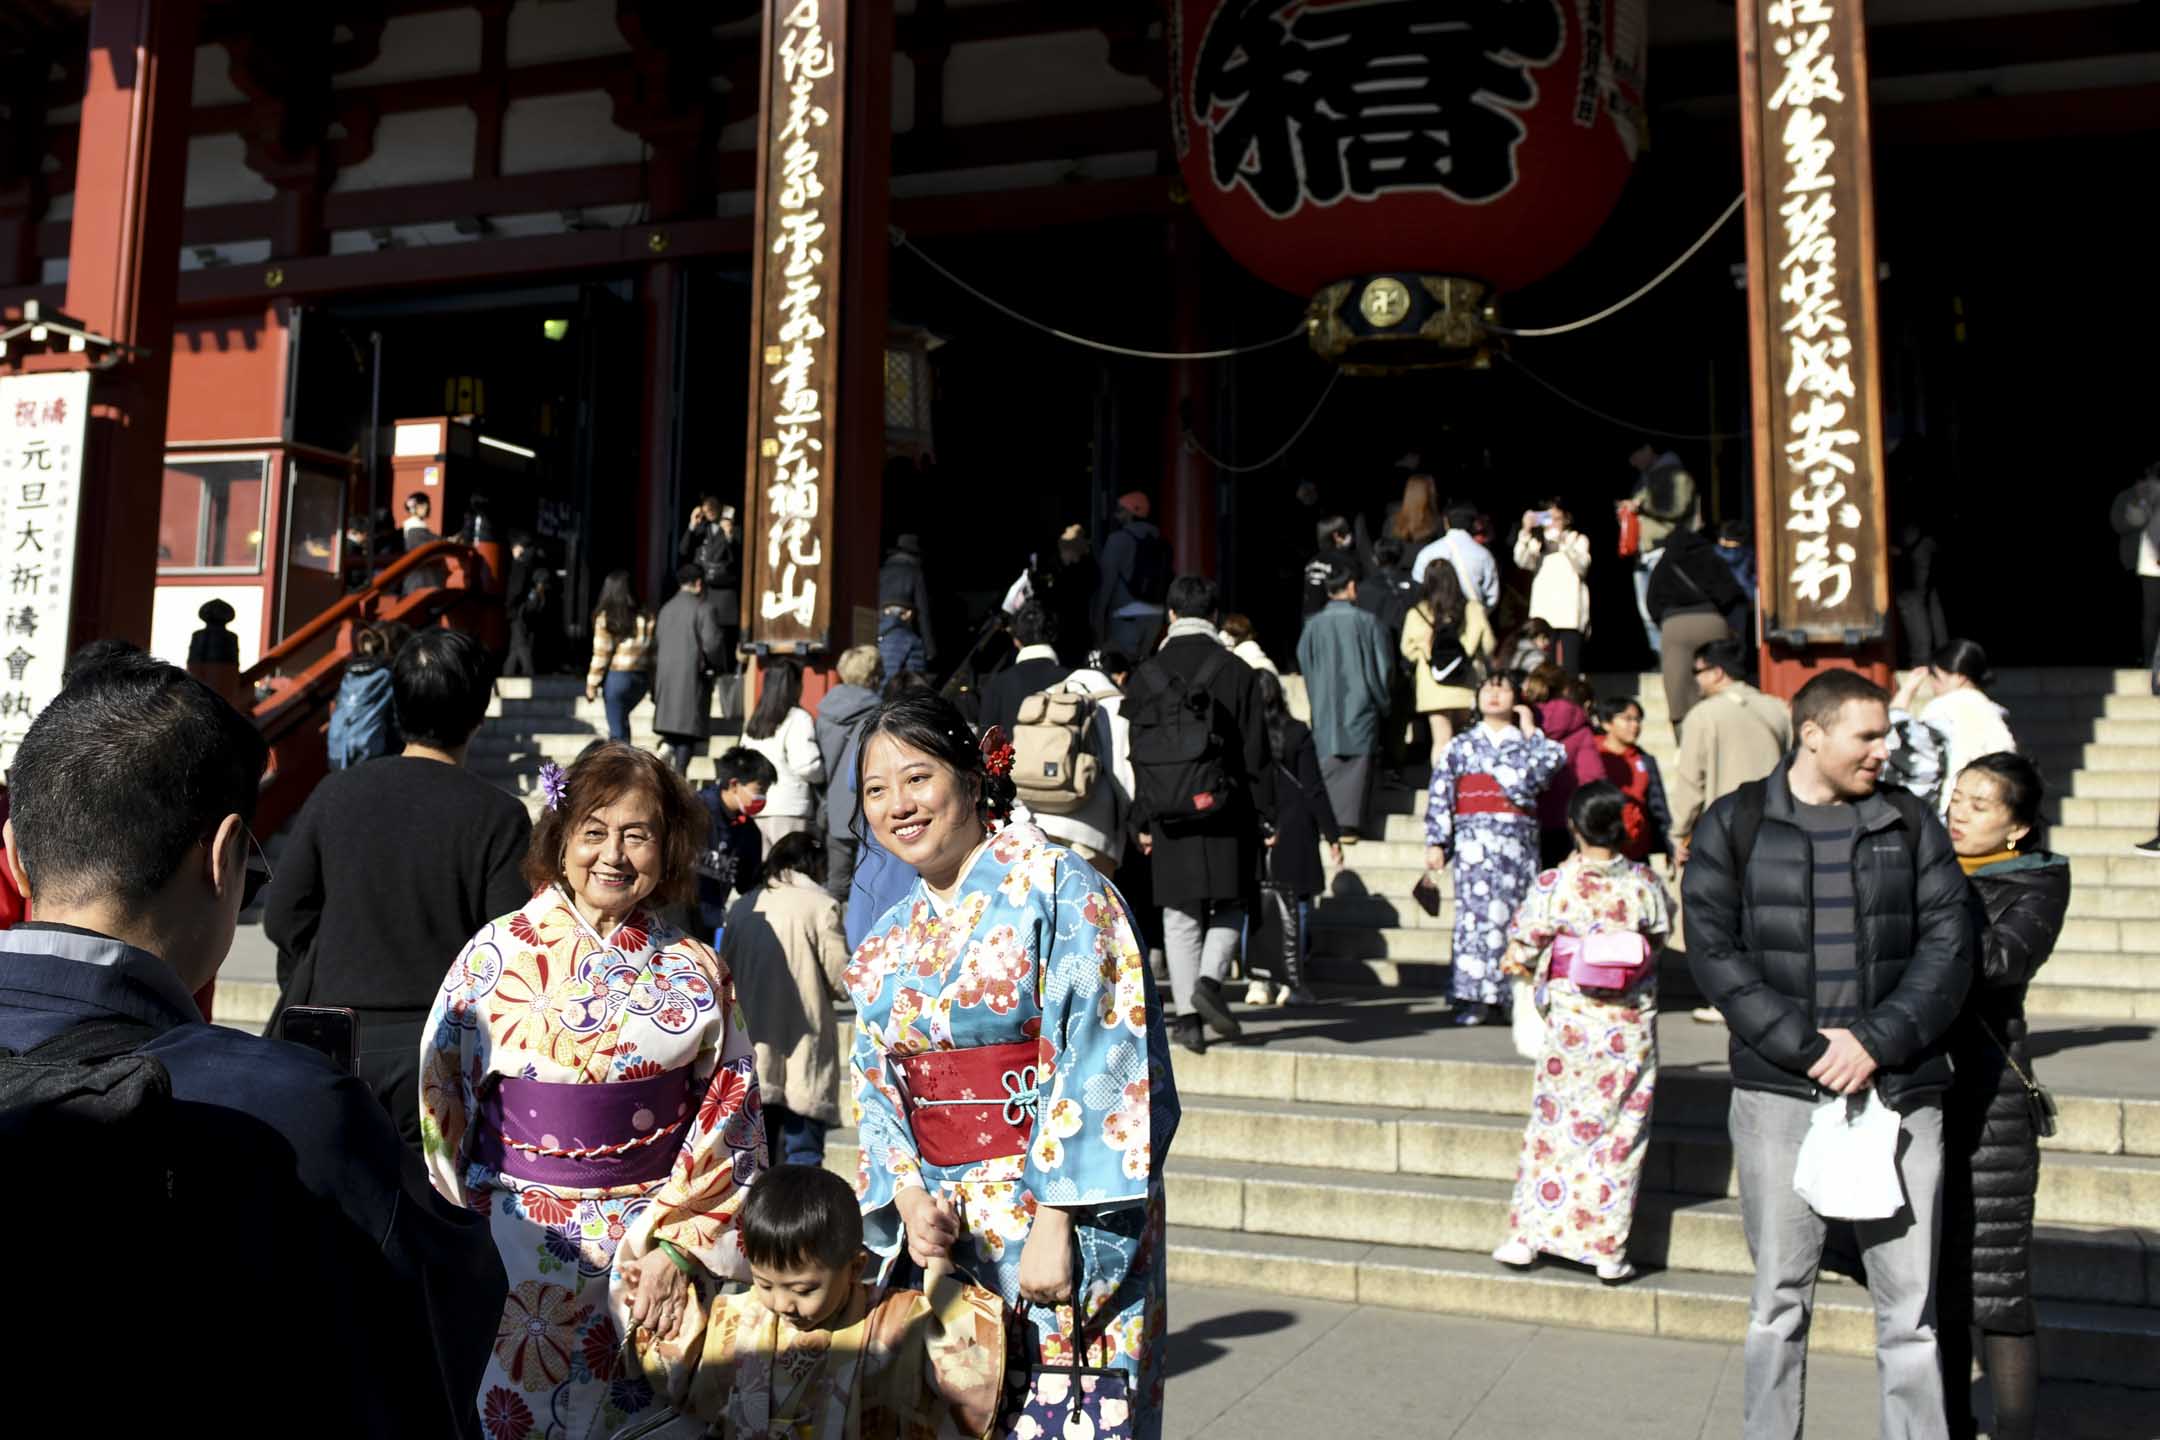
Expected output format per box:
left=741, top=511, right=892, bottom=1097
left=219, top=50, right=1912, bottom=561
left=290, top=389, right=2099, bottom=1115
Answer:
left=563, top=789, right=663, bottom=924
left=860, top=732, right=981, bottom=888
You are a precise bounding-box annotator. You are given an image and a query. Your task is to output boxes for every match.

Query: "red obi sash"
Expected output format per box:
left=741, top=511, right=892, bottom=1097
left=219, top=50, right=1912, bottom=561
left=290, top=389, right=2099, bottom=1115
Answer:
left=892, top=1040, right=1041, bottom=1168
left=1454, top=772, right=1530, bottom=820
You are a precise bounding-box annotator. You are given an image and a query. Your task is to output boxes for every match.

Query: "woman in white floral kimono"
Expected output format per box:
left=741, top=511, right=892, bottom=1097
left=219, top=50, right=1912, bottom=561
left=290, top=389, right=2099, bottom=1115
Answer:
left=845, top=693, right=1180, bottom=1439
left=420, top=745, right=765, bottom=1440
left=1493, top=781, right=1671, bottom=1284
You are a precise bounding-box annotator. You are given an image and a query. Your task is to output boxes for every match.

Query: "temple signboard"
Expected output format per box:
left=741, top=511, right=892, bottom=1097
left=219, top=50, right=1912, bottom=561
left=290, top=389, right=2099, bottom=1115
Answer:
left=0, top=372, right=90, bottom=769
left=743, top=0, right=848, bottom=650
left=1738, top=0, right=1890, bottom=645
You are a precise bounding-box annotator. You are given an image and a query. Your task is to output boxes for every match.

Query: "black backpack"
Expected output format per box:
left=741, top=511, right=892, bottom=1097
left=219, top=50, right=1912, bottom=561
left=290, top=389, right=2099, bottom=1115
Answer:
left=1126, top=649, right=1237, bottom=833
left=1125, top=531, right=1172, bottom=607
left=1423, top=606, right=1471, bottom=686
left=1, top=1014, right=177, bottom=1215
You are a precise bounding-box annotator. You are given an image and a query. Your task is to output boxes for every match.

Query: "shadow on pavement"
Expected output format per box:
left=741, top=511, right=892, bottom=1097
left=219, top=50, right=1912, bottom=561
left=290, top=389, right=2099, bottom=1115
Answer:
left=1164, top=1308, right=1299, bottom=1377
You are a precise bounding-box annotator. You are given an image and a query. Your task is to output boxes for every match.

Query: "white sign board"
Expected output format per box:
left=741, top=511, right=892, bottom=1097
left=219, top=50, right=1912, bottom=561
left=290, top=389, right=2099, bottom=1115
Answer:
left=0, top=371, right=92, bottom=769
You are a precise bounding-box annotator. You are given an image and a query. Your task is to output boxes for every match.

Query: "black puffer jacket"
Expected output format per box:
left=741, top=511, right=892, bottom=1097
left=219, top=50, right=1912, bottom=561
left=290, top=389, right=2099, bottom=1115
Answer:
left=1941, top=852, right=2071, bottom=1334
left=1683, top=766, right=1974, bottom=1108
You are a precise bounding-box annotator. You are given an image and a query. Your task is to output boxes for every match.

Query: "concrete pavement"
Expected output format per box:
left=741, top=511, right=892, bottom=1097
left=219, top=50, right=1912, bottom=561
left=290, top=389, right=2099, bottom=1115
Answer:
left=1163, top=1284, right=2158, bottom=1439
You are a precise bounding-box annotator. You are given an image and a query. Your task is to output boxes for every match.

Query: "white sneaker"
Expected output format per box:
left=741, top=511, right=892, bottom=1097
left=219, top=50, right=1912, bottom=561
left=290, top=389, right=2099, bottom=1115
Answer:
left=1243, top=981, right=1275, bottom=1006
left=1492, top=1240, right=1534, bottom=1268
left=1691, top=1006, right=1726, bottom=1025
left=1596, top=1257, right=1638, bottom=1284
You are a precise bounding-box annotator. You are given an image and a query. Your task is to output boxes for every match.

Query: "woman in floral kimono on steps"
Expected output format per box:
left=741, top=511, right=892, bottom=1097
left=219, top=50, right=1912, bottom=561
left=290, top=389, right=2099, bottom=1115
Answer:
left=421, top=744, right=765, bottom=1440
left=1424, top=670, right=1567, bottom=1026
left=1493, top=781, right=1671, bottom=1284
left=846, top=692, right=1181, bottom=1440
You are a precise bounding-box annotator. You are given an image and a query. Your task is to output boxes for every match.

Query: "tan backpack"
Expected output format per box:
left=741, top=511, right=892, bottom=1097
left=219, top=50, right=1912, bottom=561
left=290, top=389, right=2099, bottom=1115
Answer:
left=1009, top=688, right=1101, bottom=815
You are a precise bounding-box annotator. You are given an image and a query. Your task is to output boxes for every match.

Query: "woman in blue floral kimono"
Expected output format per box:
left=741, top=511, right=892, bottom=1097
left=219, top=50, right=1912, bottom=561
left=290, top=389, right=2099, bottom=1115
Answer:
left=1424, top=671, right=1567, bottom=1025
left=846, top=693, right=1180, bottom=1437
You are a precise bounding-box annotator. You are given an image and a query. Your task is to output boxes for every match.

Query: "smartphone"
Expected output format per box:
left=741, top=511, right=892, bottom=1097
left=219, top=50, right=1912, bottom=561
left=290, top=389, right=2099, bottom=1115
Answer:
left=1533, top=509, right=1554, bottom=528
left=281, top=1005, right=359, bottom=1072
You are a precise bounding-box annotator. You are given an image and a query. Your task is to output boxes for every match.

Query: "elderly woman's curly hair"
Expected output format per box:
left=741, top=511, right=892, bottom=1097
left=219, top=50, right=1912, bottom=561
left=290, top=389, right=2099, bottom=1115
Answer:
left=523, top=742, right=709, bottom=907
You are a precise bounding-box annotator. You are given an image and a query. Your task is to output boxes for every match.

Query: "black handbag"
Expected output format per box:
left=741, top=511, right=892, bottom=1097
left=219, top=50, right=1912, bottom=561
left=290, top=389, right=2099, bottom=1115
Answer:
left=1978, top=1015, right=2059, bottom=1140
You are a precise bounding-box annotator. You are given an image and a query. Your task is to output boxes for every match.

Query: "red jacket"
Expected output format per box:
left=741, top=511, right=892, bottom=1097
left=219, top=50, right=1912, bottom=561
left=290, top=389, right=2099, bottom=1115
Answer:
left=1533, top=699, right=1606, bottom=831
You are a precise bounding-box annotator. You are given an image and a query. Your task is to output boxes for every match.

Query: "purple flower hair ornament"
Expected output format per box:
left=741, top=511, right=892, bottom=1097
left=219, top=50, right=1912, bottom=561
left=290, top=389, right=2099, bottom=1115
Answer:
left=538, top=760, right=569, bottom=812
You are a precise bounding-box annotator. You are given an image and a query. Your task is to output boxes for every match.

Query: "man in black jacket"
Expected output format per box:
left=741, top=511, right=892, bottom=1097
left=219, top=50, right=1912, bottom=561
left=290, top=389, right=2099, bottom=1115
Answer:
left=1684, top=668, right=1972, bottom=1440
left=977, top=601, right=1071, bottom=739
left=681, top=496, right=742, bottom=674
left=1127, top=575, right=1272, bottom=1053
left=0, top=653, right=504, bottom=1436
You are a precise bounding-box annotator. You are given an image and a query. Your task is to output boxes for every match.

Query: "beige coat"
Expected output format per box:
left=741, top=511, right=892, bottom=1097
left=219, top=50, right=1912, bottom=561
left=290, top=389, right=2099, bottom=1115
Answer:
left=1667, top=681, right=1793, bottom=838
left=720, top=871, right=850, bottom=1123
left=1513, top=527, right=1594, bottom=633
left=1401, top=599, right=1495, bottom=712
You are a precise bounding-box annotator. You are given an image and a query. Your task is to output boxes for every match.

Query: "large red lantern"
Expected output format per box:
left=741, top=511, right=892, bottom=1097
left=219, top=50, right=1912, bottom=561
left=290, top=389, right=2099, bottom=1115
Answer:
left=1172, top=0, right=1647, bottom=364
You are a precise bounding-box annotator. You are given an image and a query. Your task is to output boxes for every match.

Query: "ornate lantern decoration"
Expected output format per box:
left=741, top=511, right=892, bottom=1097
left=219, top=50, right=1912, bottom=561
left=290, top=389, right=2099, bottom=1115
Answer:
left=1171, top=0, right=1647, bottom=369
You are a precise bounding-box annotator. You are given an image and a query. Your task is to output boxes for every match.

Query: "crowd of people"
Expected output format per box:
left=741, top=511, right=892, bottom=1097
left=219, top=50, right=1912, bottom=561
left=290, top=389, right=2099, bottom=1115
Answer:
left=5, top=447, right=2140, bottom=1439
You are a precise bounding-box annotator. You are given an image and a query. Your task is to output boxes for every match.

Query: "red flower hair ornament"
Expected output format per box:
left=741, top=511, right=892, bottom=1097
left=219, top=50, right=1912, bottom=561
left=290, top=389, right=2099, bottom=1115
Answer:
left=979, top=725, right=1016, bottom=779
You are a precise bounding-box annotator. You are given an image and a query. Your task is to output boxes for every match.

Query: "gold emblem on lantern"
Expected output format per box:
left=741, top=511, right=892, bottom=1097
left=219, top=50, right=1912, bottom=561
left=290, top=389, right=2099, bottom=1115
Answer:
left=1358, top=277, right=1412, bottom=328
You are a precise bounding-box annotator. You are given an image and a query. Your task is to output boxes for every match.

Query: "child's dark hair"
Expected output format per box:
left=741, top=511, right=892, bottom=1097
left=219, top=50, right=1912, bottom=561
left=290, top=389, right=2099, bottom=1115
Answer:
left=738, top=1165, right=865, bottom=1271
left=1960, top=751, right=2047, bottom=852
left=717, top=746, right=779, bottom=791
left=853, top=691, right=1015, bottom=830
left=1569, top=780, right=1631, bottom=851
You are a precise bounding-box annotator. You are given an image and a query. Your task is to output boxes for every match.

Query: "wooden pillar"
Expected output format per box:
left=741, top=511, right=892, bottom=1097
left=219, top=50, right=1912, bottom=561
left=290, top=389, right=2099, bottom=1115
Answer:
left=1736, top=0, right=1893, bottom=697
left=62, top=0, right=200, bottom=652
left=1159, top=216, right=1216, bottom=580
left=834, top=0, right=894, bottom=652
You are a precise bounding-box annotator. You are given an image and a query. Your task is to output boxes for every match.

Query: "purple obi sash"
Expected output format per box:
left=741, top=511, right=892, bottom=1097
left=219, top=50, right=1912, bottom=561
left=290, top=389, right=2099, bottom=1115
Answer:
left=471, top=1064, right=699, bottom=1190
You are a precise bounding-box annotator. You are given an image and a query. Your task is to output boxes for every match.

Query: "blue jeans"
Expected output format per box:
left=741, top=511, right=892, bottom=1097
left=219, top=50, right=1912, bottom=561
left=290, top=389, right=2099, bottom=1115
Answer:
left=601, top=670, right=649, bottom=742
left=1632, top=550, right=1664, bottom=656
left=765, top=1105, right=829, bottom=1168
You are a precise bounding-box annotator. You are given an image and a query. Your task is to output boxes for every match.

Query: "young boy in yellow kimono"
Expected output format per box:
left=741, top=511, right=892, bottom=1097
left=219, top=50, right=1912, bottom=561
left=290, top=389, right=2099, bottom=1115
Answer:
left=635, top=1166, right=1005, bottom=1439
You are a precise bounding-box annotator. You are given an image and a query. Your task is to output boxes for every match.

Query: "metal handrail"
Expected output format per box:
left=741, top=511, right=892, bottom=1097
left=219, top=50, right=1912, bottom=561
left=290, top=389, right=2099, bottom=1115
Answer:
left=239, top=539, right=488, bottom=690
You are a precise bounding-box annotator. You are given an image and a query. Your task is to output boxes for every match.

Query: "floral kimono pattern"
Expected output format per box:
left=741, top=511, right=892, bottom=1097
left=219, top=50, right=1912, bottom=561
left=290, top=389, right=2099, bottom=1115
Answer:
left=657, top=1283, right=1005, bottom=1439
left=1498, top=854, right=1672, bottom=1267
left=1427, top=723, right=1566, bottom=1005
left=848, top=823, right=1180, bottom=1440
left=421, top=886, right=766, bottom=1440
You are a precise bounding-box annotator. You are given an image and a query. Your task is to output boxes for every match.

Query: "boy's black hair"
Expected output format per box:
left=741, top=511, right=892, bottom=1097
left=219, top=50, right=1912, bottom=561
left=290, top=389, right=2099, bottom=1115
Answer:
left=738, top=1164, right=865, bottom=1270
left=716, top=745, right=779, bottom=790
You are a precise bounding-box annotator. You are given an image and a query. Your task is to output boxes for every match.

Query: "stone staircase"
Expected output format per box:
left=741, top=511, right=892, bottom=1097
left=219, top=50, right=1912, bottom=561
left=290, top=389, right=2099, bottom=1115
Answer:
left=824, top=997, right=2160, bottom=1388
left=1305, top=668, right=2160, bottom=1019
left=468, top=675, right=746, bottom=809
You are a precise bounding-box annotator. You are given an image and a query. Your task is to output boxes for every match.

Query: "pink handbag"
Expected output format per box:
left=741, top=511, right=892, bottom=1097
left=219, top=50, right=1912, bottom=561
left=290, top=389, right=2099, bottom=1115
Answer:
left=1550, top=931, right=1653, bottom=990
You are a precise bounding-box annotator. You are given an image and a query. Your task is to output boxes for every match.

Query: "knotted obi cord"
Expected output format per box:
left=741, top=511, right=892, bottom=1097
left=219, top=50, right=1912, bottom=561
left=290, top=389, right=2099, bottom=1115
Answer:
left=891, top=1039, right=1043, bottom=1168
left=1455, top=771, right=1532, bottom=820
left=472, top=1063, right=699, bottom=1189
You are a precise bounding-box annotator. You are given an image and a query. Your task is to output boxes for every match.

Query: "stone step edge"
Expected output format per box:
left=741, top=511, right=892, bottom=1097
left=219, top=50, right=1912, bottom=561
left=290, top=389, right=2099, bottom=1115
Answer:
left=1162, top=1225, right=2160, bottom=1384
left=1161, top=1155, right=2160, bottom=1305
left=1162, top=1090, right=2160, bottom=1180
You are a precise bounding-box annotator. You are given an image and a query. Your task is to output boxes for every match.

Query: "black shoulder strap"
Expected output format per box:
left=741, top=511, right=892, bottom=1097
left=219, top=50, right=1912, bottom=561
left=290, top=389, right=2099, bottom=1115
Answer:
left=16, top=1015, right=161, bottom=1064
left=1192, top=647, right=1232, bottom=695
left=1730, top=778, right=1769, bottom=878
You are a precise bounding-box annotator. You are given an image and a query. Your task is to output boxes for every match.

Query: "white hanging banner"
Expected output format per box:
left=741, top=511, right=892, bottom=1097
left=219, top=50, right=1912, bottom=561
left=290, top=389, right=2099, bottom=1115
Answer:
left=0, top=371, right=93, bottom=769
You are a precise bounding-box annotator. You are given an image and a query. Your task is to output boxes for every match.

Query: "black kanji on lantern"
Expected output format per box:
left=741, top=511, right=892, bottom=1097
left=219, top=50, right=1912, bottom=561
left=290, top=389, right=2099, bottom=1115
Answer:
left=1192, top=0, right=1566, bottom=216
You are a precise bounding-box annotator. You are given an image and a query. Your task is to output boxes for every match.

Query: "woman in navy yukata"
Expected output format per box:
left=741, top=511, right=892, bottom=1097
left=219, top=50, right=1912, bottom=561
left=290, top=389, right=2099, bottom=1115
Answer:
left=1425, top=670, right=1568, bottom=1026
left=845, top=692, right=1180, bottom=1436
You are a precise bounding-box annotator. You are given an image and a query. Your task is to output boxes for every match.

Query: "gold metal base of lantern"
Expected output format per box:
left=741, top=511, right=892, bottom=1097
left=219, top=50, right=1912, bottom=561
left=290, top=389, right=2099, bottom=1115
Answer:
left=1306, top=274, right=1498, bottom=373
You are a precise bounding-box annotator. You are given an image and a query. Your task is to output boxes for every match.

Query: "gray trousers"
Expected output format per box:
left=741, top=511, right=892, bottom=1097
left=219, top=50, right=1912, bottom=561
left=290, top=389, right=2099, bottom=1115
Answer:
left=1162, top=900, right=1245, bottom=1015
left=1321, top=752, right=1373, bottom=836
left=1731, top=1089, right=1947, bottom=1440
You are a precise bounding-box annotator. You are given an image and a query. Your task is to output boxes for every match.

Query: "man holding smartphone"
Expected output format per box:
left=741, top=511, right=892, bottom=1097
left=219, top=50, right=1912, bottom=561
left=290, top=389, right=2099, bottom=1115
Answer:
left=0, top=648, right=504, bottom=1435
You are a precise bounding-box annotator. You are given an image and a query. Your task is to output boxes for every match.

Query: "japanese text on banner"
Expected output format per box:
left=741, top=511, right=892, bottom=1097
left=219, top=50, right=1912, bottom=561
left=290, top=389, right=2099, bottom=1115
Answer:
left=0, top=373, right=90, bottom=769
left=1766, top=0, right=1862, bottom=613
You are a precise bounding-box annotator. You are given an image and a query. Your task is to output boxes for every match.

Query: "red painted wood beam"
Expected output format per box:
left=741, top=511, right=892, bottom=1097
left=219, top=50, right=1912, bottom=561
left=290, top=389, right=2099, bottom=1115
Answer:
left=62, top=0, right=201, bottom=654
